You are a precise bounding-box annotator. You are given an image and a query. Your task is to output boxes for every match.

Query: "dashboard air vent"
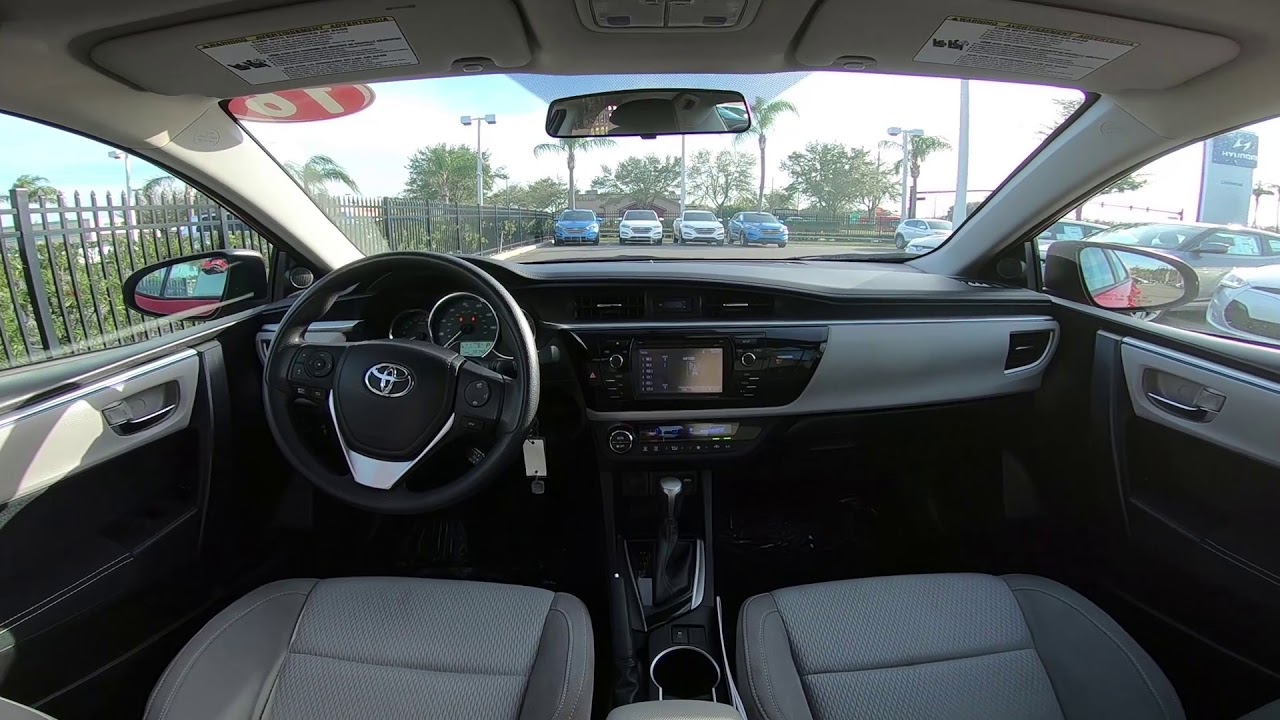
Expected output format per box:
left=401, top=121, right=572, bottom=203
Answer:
left=1005, top=330, right=1052, bottom=371
left=703, top=293, right=774, bottom=319
left=573, top=292, right=645, bottom=320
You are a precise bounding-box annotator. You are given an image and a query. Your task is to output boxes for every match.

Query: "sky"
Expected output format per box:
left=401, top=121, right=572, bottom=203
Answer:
left=7, top=70, right=1280, bottom=225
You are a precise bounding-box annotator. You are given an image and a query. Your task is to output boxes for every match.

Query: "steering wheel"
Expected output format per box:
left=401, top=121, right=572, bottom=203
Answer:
left=262, top=252, right=539, bottom=514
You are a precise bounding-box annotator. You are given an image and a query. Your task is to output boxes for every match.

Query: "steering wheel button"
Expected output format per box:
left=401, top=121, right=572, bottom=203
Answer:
left=306, top=352, right=334, bottom=377
left=464, top=380, right=491, bottom=407
left=289, top=362, right=308, bottom=381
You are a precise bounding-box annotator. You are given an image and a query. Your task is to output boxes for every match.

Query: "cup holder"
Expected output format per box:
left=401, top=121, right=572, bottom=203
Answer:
left=650, top=645, right=722, bottom=701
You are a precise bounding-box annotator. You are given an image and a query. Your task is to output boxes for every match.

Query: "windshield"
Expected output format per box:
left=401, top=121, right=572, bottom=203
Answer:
left=233, top=73, right=1079, bottom=262
left=684, top=211, right=718, bottom=222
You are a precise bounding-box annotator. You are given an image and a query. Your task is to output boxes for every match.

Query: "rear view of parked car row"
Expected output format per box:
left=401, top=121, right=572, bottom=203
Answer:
left=553, top=209, right=790, bottom=247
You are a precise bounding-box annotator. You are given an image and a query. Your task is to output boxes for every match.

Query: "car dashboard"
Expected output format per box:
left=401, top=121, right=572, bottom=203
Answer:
left=258, top=257, right=1058, bottom=461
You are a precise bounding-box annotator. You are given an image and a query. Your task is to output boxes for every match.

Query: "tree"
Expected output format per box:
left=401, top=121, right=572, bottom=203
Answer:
left=734, top=97, right=798, bottom=209
left=1253, top=182, right=1275, bottom=227
left=762, top=188, right=798, bottom=214
left=946, top=201, right=983, bottom=221
left=489, top=177, right=569, bottom=213
left=688, top=149, right=755, bottom=216
left=137, top=175, right=190, bottom=202
left=11, top=174, right=59, bottom=203
left=284, top=155, right=360, bottom=198
left=532, top=137, right=617, bottom=209
left=403, top=144, right=495, bottom=204
left=853, top=159, right=901, bottom=219
left=781, top=142, right=873, bottom=215
left=878, top=134, right=951, bottom=218
left=592, top=154, right=682, bottom=208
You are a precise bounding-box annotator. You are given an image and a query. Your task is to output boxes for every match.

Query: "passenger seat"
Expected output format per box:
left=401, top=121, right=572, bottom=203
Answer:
left=736, top=573, right=1279, bottom=720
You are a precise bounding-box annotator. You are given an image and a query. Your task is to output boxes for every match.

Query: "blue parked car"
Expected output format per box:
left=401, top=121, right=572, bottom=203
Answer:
left=728, top=211, right=789, bottom=247
left=553, top=209, right=600, bottom=246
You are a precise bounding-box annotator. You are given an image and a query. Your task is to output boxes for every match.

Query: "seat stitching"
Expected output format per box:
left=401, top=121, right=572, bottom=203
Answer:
left=287, top=651, right=527, bottom=677
left=548, top=605, right=583, bottom=720
left=801, top=647, right=1035, bottom=676
left=155, top=591, right=308, bottom=720
left=256, top=580, right=317, bottom=720
left=1009, top=584, right=1174, bottom=720
left=750, top=595, right=790, bottom=720
left=741, top=595, right=771, bottom=720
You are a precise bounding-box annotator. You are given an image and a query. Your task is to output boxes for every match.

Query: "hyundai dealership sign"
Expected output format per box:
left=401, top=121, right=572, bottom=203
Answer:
left=1199, top=130, right=1259, bottom=224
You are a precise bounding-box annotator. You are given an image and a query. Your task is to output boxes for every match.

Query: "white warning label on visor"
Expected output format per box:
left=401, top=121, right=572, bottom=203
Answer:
left=199, top=16, right=418, bottom=85
left=915, top=16, right=1137, bottom=80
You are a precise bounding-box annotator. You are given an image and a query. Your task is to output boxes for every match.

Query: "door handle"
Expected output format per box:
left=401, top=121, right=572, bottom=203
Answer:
left=108, top=404, right=177, bottom=435
left=1146, top=392, right=1214, bottom=423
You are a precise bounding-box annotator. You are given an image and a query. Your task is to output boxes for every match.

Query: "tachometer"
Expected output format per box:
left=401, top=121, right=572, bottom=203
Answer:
left=429, top=292, right=501, bottom=358
left=388, top=309, right=431, bottom=340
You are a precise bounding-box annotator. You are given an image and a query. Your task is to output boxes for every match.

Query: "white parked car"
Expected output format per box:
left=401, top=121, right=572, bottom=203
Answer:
left=672, top=209, right=725, bottom=245
left=617, top=209, right=664, bottom=245
left=894, top=218, right=952, bottom=249
left=1207, top=265, right=1280, bottom=347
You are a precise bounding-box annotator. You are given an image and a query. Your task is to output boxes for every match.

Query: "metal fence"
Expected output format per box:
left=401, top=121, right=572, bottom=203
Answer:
left=0, top=189, right=554, bottom=371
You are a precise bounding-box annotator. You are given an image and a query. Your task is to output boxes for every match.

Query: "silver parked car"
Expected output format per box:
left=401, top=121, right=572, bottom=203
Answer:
left=1207, top=264, right=1280, bottom=347
left=894, top=219, right=952, bottom=249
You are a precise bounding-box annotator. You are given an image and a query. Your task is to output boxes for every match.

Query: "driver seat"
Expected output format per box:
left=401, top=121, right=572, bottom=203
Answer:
left=144, top=577, right=594, bottom=720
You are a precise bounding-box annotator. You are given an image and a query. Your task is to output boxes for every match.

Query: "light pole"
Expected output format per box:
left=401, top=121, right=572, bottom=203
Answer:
left=887, top=127, right=923, bottom=220
left=107, top=150, right=132, bottom=202
left=460, top=114, right=496, bottom=205
left=954, top=80, right=971, bottom=225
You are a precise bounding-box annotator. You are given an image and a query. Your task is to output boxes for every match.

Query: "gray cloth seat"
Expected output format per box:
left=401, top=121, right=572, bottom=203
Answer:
left=144, top=577, right=593, bottom=720
left=736, top=573, right=1185, bottom=720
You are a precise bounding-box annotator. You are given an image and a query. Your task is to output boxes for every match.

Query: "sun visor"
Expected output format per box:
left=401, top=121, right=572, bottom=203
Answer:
left=91, top=0, right=532, bottom=97
left=795, top=0, right=1238, bottom=91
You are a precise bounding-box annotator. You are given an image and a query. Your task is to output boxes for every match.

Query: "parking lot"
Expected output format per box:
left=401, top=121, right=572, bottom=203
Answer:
left=504, top=238, right=896, bottom=262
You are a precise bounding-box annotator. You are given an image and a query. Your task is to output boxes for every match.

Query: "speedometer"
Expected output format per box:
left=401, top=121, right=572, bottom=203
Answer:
left=429, top=292, right=501, bottom=358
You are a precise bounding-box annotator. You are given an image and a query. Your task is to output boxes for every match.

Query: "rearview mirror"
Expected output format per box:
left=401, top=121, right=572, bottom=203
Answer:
left=123, top=249, right=268, bottom=320
left=1197, top=241, right=1231, bottom=254
left=1044, top=241, right=1199, bottom=313
left=545, top=89, right=750, bottom=138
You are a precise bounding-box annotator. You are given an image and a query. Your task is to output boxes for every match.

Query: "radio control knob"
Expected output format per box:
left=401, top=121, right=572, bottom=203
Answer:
left=740, top=352, right=758, bottom=367
left=608, top=353, right=625, bottom=369
left=608, top=427, right=635, bottom=454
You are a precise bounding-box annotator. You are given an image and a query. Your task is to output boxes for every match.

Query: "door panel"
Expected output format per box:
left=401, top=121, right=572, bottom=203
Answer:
left=0, top=346, right=211, bottom=710
left=0, top=352, right=200, bottom=504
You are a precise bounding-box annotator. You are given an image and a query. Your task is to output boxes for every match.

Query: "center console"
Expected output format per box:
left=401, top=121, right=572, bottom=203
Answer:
left=578, top=327, right=827, bottom=412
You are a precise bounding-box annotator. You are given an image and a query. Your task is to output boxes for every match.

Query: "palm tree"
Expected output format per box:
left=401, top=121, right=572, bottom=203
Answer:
left=11, top=174, right=59, bottom=203
left=878, top=135, right=952, bottom=218
left=138, top=175, right=188, bottom=202
left=1252, top=181, right=1275, bottom=228
left=284, top=155, right=360, bottom=198
left=734, top=97, right=798, bottom=209
left=533, top=138, right=616, bottom=209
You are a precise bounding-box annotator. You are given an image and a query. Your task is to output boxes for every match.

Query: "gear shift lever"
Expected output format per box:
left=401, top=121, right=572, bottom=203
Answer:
left=653, top=477, right=689, bottom=608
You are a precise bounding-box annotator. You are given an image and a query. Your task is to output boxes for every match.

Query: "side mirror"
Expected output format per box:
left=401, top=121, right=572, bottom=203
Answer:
left=123, top=249, right=268, bottom=320
left=1044, top=240, right=1199, bottom=313
left=1196, top=241, right=1231, bottom=254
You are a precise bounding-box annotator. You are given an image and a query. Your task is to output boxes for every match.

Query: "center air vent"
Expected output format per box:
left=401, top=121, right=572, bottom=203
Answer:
left=703, top=293, right=774, bottom=319
left=574, top=292, right=645, bottom=321
left=1005, top=330, right=1053, bottom=371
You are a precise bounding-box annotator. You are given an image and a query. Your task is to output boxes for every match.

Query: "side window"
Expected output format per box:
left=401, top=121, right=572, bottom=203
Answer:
left=1205, top=232, right=1261, bottom=256
left=1080, top=245, right=1121, bottom=290
left=1056, top=119, right=1280, bottom=348
left=1, top=113, right=274, bottom=371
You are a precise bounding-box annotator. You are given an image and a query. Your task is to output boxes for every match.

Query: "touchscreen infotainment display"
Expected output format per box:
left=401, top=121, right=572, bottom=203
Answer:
left=636, top=347, right=724, bottom=394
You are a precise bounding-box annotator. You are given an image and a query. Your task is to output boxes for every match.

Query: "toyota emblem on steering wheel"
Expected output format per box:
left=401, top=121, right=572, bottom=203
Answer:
left=364, top=363, right=414, bottom=398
